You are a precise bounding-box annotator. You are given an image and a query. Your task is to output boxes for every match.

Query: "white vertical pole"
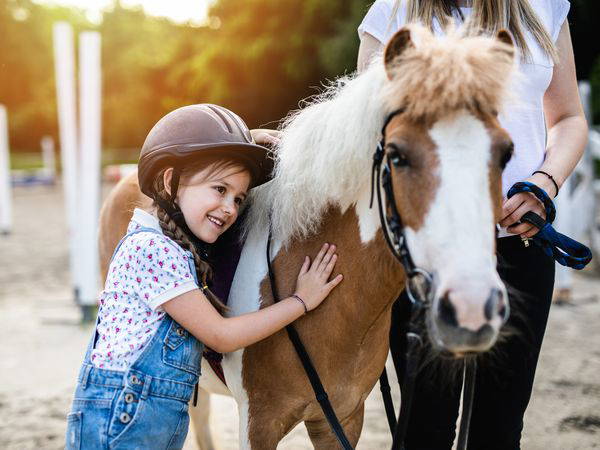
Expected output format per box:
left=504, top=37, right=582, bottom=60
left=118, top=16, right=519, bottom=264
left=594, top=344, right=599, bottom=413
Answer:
left=41, top=135, right=56, bottom=178
left=554, top=81, right=595, bottom=296
left=53, top=22, right=81, bottom=303
left=78, top=31, right=102, bottom=315
left=0, top=105, right=12, bottom=235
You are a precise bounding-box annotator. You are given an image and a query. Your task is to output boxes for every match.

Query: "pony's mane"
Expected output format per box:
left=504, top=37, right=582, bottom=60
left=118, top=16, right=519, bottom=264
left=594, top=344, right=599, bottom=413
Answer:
left=245, top=25, right=516, bottom=244
left=384, top=25, right=517, bottom=121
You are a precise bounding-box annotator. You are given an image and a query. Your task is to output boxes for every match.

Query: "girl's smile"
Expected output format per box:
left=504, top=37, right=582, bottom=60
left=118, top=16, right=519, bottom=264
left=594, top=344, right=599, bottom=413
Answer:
left=167, top=165, right=250, bottom=244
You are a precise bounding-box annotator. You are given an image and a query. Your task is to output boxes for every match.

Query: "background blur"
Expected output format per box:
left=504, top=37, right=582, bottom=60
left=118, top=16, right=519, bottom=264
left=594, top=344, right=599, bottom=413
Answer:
left=1, top=0, right=597, bottom=166
left=1, top=1, right=599, bottom=449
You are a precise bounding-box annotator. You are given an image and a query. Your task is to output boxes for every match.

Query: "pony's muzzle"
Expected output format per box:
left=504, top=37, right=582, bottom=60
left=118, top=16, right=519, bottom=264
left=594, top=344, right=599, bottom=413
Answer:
left=431, top=286, right=508, bottom=354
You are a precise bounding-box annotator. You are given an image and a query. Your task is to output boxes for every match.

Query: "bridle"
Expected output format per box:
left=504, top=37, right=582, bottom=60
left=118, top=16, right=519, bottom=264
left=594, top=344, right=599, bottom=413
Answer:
left=371, top=109, right=476, bottom=450
left=369, top=108, right=434, bottom=306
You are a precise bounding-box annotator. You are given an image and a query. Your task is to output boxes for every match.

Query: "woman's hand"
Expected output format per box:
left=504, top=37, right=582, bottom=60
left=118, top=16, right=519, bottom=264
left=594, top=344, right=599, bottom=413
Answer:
left=250, top=129, right=282, bottom=147
left=500, top=174, right=556, bottom=238
left=294, top=243, right=343, bottom=311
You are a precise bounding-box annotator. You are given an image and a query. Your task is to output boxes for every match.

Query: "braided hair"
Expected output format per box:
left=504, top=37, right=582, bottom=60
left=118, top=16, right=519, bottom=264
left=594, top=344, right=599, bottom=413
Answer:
left=151, top=164, right=234, bottom=315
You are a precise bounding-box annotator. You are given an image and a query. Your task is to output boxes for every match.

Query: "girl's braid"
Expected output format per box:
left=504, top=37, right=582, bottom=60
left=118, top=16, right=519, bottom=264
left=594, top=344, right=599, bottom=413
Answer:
left=154, top=194, right=229, bottom=315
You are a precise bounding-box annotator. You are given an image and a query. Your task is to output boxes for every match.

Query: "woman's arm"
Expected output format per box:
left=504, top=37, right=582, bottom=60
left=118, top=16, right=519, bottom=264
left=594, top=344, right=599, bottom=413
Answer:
left=163, top=243, right=343, bottom=353
left=357, top=32, right=384, bottom=73
left=500, top=22, right=589, bottom=237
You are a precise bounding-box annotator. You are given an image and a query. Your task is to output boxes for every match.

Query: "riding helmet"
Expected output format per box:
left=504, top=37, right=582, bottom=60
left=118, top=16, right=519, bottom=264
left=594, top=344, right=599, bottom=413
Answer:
left=138, top=104, right=274, bottom=198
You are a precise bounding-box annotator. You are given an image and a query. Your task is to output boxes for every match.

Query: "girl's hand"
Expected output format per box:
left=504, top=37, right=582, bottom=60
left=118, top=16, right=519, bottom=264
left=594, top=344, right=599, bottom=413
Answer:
left=294, top=243, right=343, bottom=311
left=499, top=174, right=555, bottom=238
left=250, top=129, right=282, bottom=147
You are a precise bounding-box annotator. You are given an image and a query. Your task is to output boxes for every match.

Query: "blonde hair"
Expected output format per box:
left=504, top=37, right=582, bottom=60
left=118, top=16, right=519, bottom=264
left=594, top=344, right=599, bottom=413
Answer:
left=152, top=158, right=249, bottom=315
left=390, top=0, right=559, bottom=62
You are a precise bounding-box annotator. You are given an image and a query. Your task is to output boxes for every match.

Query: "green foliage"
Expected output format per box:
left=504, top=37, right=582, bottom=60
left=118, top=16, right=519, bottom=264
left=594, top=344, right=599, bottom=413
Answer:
left=6, top=0, right=596, bottom=158
left=1, top=0, right=373, bottom=155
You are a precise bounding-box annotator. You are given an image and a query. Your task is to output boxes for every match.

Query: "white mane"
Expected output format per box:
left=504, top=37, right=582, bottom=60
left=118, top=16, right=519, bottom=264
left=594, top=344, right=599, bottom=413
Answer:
left=245, top=61, right=389, bottom=244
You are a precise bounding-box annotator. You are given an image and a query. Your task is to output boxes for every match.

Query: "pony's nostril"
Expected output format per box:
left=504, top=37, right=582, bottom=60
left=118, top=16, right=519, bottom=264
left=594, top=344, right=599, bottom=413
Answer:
left=438, top=292, right=458, bottom=327
left=484, top=288, right=504, bottom=321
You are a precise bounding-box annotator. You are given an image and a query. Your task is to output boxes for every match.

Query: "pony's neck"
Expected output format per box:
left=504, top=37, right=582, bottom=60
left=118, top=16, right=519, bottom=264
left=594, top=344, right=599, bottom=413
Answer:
left=266, top=202, right=404, bottom=355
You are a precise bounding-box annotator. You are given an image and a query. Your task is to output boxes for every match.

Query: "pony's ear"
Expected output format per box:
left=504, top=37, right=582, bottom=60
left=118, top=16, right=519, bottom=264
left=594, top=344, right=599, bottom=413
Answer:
left=384, top=27, right=414, bottom=79
left=496, top=29, right=513, bottom=46
left=495, top=29, right=515, bottom=59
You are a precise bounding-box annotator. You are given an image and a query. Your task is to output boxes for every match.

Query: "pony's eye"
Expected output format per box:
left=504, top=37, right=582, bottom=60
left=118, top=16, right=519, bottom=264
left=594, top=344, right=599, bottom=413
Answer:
left=388, top=145, right=411, bottom=168
left=499, top=142, right=514, bottom=169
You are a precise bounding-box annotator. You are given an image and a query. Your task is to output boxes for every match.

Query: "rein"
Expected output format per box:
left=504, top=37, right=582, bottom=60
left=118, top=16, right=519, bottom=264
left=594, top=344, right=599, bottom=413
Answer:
left=266, top=226, right=353, bottom=450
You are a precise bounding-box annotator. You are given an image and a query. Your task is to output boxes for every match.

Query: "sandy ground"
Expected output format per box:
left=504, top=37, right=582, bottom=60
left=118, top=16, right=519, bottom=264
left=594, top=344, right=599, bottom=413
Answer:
left=0, top=182, right=599, bottom=449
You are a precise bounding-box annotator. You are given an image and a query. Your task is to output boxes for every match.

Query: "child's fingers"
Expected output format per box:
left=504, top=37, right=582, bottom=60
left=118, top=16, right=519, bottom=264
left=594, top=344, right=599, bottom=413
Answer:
left=299, top=256, right=310, bottom=275
left=325, top=274, right=344, bottom=291
left=322, top=254, right=338, bottom=278
left=311, top=243, right=329, bottom=270
left=318, top=245, right=336, bottom=273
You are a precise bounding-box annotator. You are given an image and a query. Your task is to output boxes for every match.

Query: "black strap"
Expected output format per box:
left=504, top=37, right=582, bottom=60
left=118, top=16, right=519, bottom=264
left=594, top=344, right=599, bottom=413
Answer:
left=379, top=368, right=397, bottom=433
left=266, top=227, right=353, bottom=450
left=521, top=211, right=546, bottom=230
left=391, top=306, right=424, bottom=450
left=456, top=360, right=477, bottom=450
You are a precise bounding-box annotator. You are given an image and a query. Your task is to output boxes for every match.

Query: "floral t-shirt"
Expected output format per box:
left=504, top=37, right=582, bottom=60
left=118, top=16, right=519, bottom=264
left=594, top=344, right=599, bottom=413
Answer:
left=90, top=208, right=199, bottom=371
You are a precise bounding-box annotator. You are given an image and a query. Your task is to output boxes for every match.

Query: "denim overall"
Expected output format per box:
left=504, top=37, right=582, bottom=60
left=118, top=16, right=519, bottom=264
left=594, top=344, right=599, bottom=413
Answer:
left=65, top=227, right=203, bottom=449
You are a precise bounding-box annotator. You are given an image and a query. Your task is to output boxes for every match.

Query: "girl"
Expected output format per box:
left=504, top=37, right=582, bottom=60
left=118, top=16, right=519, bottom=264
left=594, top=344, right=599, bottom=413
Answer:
left=357, top=1, right=587, bottom=449
left=65, top=104, right=343, bottom=449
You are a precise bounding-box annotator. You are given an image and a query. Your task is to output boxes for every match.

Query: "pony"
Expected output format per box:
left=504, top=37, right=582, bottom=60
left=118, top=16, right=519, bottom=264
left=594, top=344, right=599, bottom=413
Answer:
left=98, top=24, right=517, bottom=449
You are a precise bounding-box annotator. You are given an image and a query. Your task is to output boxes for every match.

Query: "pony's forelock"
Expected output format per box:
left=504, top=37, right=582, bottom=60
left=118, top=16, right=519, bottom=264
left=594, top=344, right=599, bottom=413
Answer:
left=384, top=25, right=518, bottom=121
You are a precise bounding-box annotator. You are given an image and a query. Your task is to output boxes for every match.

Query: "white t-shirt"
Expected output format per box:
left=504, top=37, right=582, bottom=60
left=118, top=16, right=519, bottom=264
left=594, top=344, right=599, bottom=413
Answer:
left=358, top=0, right=570, bottom=235
left=91, top=208, right=199, bottom=371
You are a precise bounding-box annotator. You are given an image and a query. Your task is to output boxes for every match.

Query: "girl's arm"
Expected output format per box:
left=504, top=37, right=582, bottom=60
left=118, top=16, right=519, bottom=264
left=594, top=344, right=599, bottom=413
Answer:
left=250, top=128, right=282, bottom=147
left=500, top=22, right=589, bottom=238
left=162, top=243, right=343, bottom=353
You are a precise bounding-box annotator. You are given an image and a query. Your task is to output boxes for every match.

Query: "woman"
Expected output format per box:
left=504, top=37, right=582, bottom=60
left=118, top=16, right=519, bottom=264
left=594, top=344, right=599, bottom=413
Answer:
left=357, top=1, right=587, bottom=449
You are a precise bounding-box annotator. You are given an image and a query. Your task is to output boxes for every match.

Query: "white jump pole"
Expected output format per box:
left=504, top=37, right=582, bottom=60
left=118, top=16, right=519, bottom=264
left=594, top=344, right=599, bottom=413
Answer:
left=554, top=81, right=595, bottom=297
left=53, top=22, right=82, bottom=306
left=78, top=31, right=102, bottom=321
left=41, top=135, right=56, bottom=179
left=0, top=105, right=12, bottom=235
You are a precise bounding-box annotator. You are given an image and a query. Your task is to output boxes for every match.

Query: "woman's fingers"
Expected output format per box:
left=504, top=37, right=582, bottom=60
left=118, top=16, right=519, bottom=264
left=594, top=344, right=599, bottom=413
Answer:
left=507, top=222, right=534, bottom=235
left=521, top=226, right=540, bottom=239
left=500, top=200, right=546, bottom=229
left=500, top=196, right=524, bottom=225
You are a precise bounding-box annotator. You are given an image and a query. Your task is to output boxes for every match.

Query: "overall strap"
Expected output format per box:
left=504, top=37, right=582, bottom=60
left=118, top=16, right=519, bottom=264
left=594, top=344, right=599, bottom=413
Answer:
left=109, top=226, right=165, bottom=265
left=84, top=226, right=167, bottom=362
left=507, top=182, right=592, bottom=269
